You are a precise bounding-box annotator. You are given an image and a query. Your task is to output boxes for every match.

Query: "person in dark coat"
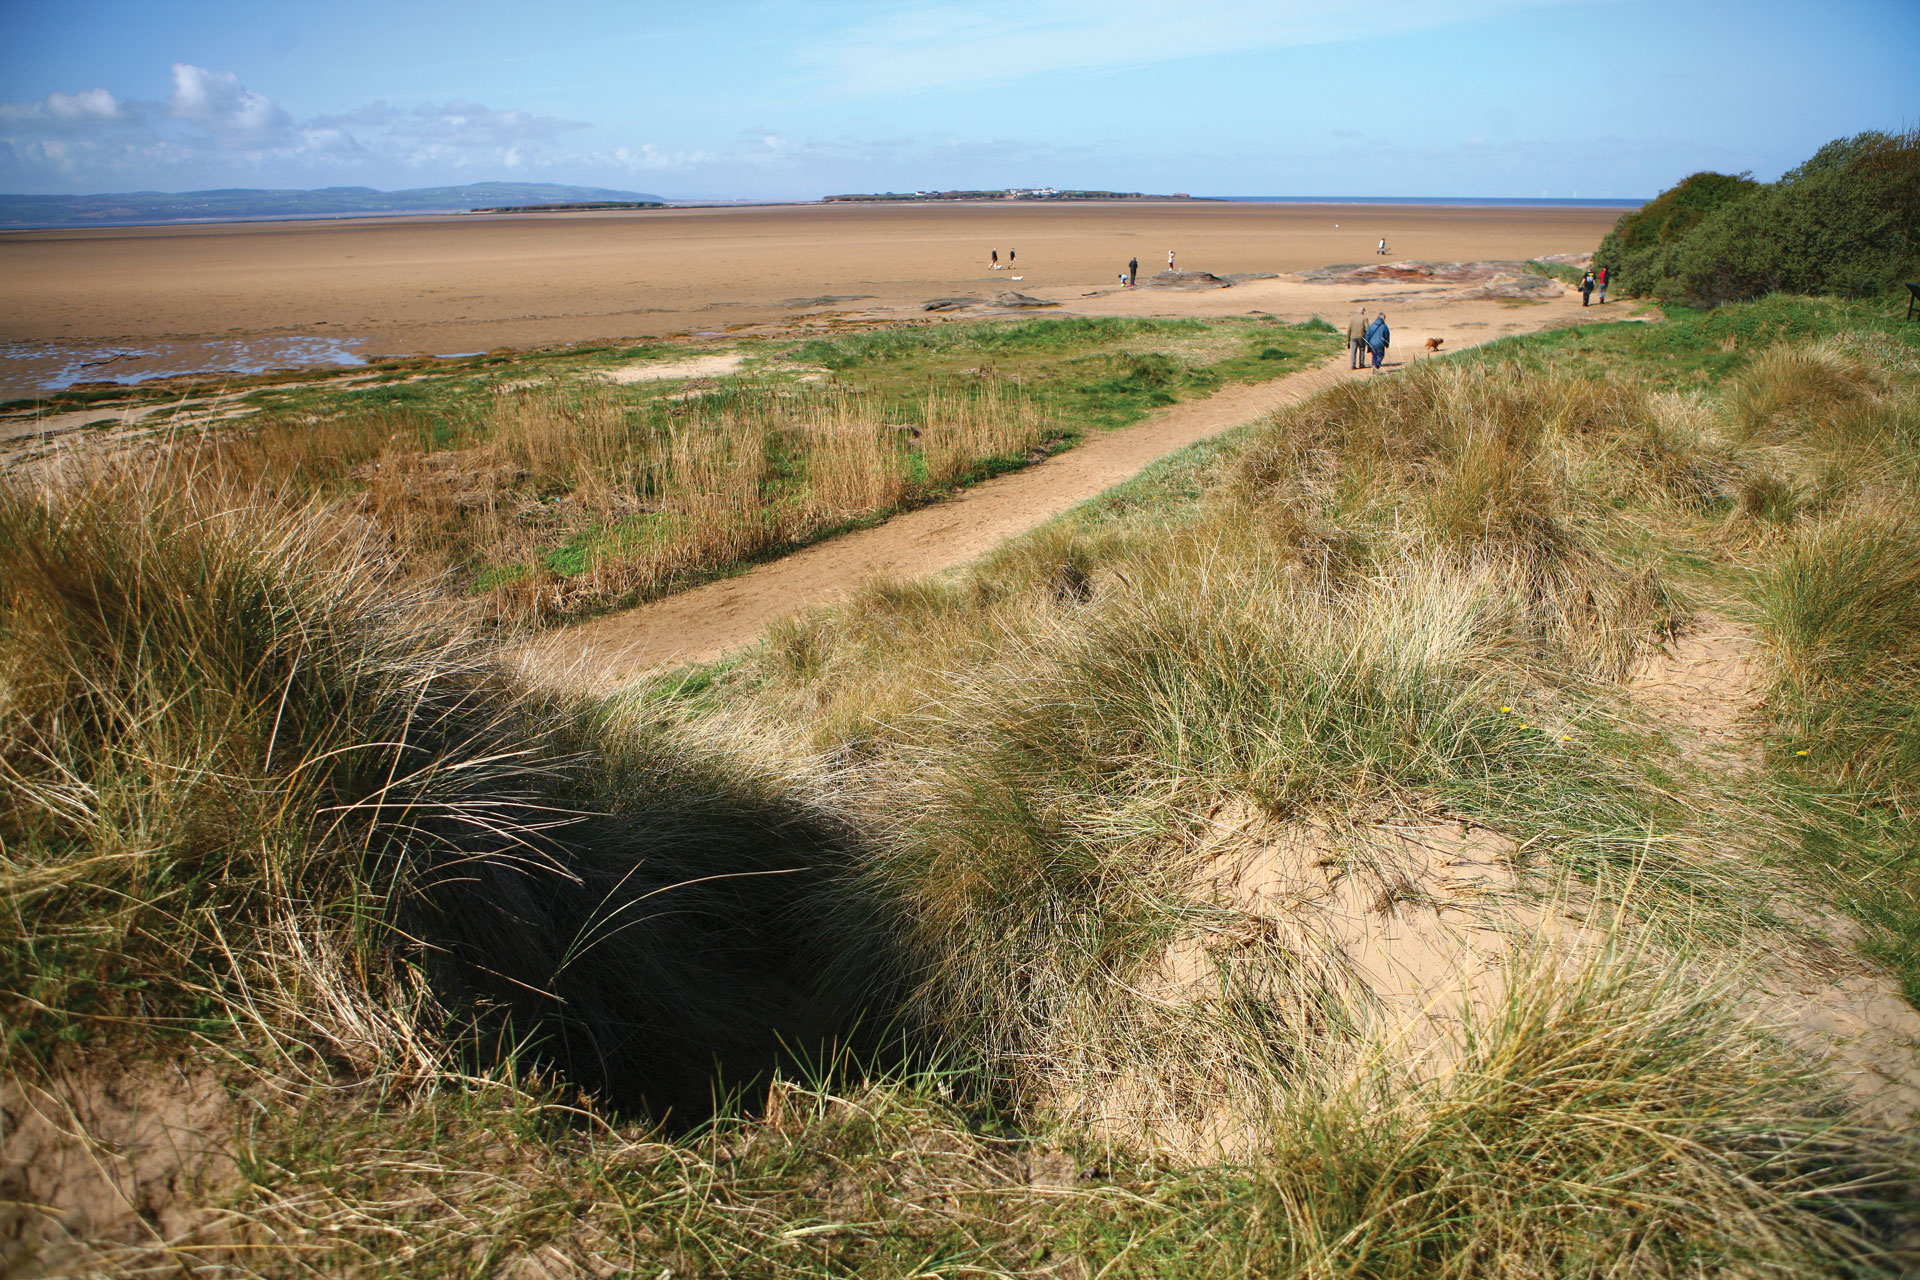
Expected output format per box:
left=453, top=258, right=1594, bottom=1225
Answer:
left=1580, top=270, right=1595, bottom=306
left=1128, top=256, right=1138, bottom=287
left=1365, top=313, right=1390, bottom=371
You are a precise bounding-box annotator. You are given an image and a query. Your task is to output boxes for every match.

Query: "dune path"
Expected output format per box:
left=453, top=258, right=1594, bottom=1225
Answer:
left=524, top=357, right=1352, bottom=688
left=523, top=298, right=1570, bottom=688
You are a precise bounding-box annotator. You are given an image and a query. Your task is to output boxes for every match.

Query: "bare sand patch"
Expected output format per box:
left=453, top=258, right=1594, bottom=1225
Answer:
left=601, top=352, right=746, bottom=383
left=1627, top=611, right=1768, bottom=771
left=1, top=1063, right=238, bottom=1270
left=1059, top=799, right=1611, bottom=1157
left=1622, top=611, right=1920, bottom=1124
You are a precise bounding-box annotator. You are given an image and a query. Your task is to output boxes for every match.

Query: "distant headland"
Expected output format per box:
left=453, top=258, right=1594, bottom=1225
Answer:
left=0, top=183, right=668, bottom=231
left=822, top=188, right=1191, bottom=203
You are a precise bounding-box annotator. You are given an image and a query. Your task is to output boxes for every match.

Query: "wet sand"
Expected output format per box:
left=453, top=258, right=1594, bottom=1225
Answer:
left=0, top=201, right=1621, bottom=399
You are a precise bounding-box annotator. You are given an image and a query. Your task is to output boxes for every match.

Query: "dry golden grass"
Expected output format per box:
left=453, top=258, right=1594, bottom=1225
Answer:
left=98, top=377, right=1059, bottom=624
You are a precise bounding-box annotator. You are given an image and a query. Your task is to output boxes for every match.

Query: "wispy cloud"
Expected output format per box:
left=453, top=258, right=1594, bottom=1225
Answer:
left=0, top=65, right=599, bottom=182
left=0, top=63, right=1086, bottom=191
left=797, top=0, right=1605, bottom=96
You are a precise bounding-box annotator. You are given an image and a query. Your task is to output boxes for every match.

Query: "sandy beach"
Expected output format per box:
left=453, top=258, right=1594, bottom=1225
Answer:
left=0, top=200, right=1621, bottom=399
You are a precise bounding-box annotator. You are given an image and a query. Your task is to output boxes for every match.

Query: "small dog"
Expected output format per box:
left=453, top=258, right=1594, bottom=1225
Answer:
left=1424, top=337, right=1445, bottom=353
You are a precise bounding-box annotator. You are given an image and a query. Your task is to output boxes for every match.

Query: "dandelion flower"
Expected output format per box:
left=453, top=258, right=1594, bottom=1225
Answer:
left=1499, top=706, right=1512, bottom=714
left=1795, top=749, right=1809, bottom=756
left=1518, top=723, right=1530, bottom=730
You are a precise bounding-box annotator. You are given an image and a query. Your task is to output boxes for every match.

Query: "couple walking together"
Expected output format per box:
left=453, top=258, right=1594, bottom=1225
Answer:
left=1580, top=266, right=1610, bottom=306
left=1347, top=308, right=1391, bottom=370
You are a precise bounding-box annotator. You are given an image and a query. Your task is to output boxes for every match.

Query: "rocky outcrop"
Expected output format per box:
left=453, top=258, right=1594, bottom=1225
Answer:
left=922, top=297, right=982, bottom=311
left=1142, top=270, right=1233, bottom=290
left=1298, top=260, right=1534, bottom=286
left=1300, top=259, right=1566, bottom=301
left=989, top=292, right=1060, bottom=308
left=1453, top=273, right=1564, bottom=301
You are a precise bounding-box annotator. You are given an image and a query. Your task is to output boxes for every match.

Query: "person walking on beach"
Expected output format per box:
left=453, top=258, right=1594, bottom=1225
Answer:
left=1377, top=238, right=1389, bottom=256
left=1128, top=256, right=1138, bottom=287
left=1365, top=311, right=1391, bottom=371
left=1009, top=247, right=1016, bottom=269
left=1347, top=306, right=1371, bottom=369
left=1597, top=265, right=1609, bottom=304
left=1580, top=270, right=1596, bottom=306
left=991, top=249, right=999, bottom=269
left=1168, top=249, right=1176, bottom=271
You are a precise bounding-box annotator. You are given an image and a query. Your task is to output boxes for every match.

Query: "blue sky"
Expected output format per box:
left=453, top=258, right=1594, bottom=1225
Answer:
left=2, top=0, right=1914, bottom=199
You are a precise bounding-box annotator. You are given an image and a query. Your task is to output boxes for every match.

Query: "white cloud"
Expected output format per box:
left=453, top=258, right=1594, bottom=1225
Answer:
left=0, top=59, right=1086, bottom=193
left=45, top=88, right=124, bottom=121
left=0, top=67, right=602, bottom=184
left=168, top=63, right=294, bottom=145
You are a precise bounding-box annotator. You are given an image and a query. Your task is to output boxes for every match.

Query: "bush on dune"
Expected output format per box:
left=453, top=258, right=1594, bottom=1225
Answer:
left=1594, top=169, right=1760, bottom=299
left=1601, top=129, right=1920, bottom=304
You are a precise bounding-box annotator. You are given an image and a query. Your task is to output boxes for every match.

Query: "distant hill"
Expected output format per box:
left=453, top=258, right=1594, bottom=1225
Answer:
left=0, top=183, right=670, bottom=230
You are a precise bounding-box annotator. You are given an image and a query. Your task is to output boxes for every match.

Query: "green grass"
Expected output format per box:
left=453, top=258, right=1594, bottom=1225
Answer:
left=1523, top=258, right=1587, bottom=286
left=1459, top=293, right=1920, bottom=390
left=793, top=313, right=1334, bottom=430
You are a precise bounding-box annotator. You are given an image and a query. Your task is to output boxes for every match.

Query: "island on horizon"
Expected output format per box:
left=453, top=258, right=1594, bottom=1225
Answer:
left=822, top=187, right=1192, bottom=202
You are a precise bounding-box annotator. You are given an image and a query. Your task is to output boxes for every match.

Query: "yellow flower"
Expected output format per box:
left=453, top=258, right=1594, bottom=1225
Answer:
left=1561, top=736, right=1572, bottom=742
left=1499, top=706, right=1512, bottom=714
left=1518, top=723, right=1530, bottom=730
left=1794, top=749, right=1809, bottom=756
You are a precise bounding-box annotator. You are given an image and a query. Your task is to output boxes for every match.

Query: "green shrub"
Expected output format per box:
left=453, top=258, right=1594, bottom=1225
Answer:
left=1600, top=130, right=1920, bottom=304
left=1596, top=170, right=1759, bottom=297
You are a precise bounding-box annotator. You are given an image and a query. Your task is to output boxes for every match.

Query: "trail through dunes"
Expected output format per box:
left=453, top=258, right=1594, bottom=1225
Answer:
left=1630, top=612, right=1920, bottom=1125
left=521, top=295, right=1630, bottom=688
left=521, top=355, right=1349, bottom=687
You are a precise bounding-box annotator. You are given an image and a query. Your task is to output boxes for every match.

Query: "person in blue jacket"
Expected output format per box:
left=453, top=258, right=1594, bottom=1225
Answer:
left=1365, top=312, right=1390, bottom=371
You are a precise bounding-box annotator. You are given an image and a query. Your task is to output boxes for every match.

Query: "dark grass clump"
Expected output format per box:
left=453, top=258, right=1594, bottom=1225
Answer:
left=0, top=470, right=904, bottom=1119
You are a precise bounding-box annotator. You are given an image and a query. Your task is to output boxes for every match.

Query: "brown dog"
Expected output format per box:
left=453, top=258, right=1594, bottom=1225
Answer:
left=1424, top=337, right=1445, bottom=353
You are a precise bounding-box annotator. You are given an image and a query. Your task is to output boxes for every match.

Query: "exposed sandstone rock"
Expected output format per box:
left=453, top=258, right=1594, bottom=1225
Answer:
left=1142, top=270, right=1233, bottom=290
left=1298, top=259, right=1534, bottom=286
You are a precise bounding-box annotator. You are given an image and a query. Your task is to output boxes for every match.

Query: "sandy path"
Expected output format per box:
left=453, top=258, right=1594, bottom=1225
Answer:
left=1626, top=612, right=1920, bottom=1124
left=523, top=355, right=1346, bottom=686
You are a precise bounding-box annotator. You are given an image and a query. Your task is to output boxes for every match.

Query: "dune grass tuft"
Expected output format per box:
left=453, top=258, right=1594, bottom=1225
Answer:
left=0, top=468, right=904, bottom=1117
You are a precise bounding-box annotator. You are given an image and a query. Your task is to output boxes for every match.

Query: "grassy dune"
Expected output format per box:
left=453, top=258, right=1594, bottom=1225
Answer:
left=51, top=315, right=1331, bottom=624
left=5, top=298, right=1920, bottom=1276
